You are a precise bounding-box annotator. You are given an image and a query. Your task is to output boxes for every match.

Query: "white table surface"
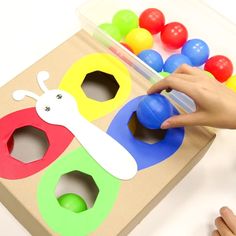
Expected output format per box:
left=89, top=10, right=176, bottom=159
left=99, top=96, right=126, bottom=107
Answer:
left=1, top=0, right=236, bottom=235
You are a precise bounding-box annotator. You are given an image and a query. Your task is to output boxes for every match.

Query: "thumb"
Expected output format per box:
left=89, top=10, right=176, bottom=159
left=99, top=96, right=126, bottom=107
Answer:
left=161, top=112, right=206, bottom=129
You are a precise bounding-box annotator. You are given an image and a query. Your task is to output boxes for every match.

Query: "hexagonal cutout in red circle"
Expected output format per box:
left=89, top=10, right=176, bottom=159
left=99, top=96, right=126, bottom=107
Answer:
left=0, top=107, right=74, bottom=179
left=8, top=126, right=49, bottom=164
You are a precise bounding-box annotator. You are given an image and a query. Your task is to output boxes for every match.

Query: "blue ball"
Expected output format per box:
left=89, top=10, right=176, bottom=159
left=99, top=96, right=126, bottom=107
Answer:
left=136, top=94, right=174, bottom=129
left=138, top=49, right=163, bottom=72
left=181, top=38, right=209, bottom=66
left=163, top=54, right=192, bottom=73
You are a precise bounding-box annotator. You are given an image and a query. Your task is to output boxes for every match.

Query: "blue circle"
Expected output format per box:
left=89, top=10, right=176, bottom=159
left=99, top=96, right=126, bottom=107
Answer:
left=136, top=94, right=174, bottom=129
left=107, top=96, right=185, bottom=170
left=164, top=54, right=192, bottom=73
left=138, top=49, right=163, bottom=72
left=181, top=39, right=209, bottom=66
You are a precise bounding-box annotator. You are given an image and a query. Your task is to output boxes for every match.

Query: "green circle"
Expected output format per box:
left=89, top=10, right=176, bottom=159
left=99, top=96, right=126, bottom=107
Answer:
left=37, top=147, right=121, bottom=236
left=99, top=23, right=122, bottom=41
left=112, top=9, right=138, bottom=37
left=58, top=193, right=88, bottom=213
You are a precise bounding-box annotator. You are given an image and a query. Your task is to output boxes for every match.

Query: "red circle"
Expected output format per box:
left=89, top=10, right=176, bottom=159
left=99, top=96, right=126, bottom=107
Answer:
left=139, top=8, right=165, bottom=35
left=7, top=136, right=14, bottom=153
left=204, top=55, right=233, bottom=82
left=160, top=22, right=188, bottom=49
left=0, top=108, right=74, bottom=179
left=120, top=42, right=134, bottom=53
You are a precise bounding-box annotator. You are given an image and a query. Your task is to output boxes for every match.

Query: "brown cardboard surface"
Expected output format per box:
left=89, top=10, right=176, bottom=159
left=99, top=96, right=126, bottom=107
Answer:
left=0, top=30, right=215, bottom=236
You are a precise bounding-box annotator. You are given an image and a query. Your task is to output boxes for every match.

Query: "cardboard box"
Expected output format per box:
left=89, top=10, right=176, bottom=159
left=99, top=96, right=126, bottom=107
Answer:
left=0, top=30, right=215, bottom=235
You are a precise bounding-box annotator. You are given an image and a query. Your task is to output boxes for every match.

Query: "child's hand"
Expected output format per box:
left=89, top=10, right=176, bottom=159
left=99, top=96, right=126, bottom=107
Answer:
left=147, top=64, right=236, bottom=129
left=213, top=207, right=236, bottom=236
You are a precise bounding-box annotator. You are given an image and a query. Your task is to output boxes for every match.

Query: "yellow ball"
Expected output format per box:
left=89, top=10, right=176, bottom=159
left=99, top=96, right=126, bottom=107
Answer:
left=125, top=28, right=154, bottom=55
left=226, top=75, right=236, bottom=92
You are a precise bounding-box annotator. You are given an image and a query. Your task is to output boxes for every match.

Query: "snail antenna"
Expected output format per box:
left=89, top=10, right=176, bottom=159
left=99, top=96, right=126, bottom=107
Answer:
left=13, top=90, right=40, bottom=101
left=37, top=71, right=50, bottom=92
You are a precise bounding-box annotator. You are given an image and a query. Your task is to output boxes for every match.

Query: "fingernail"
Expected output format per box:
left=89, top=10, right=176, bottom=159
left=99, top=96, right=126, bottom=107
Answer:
left=220, top=207, right=232, bottom=215
left=161, top=121, right=170, bottom=129
left=220, top=206, right=231, bottom=212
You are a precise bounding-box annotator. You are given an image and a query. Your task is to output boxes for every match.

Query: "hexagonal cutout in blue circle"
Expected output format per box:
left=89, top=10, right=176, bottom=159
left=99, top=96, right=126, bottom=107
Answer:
left=107, top=96, right=185, bottom=170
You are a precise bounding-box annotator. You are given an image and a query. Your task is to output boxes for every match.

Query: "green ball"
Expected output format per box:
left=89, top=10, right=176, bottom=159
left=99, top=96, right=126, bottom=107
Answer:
left=112, top=9, right=138, bottom=37
left=149, top=72, right=170, bottom=84
left=159, top=72, right=170, bottom=78
left=58, top=193, right=88, bottom=213
left=98, top=23, right=122, bottom=42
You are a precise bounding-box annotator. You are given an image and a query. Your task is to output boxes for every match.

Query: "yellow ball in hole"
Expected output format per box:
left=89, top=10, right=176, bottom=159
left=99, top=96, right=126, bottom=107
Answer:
left=226, top=75, right=236, bottom=92
left=125, top=28, right=154, bottom=55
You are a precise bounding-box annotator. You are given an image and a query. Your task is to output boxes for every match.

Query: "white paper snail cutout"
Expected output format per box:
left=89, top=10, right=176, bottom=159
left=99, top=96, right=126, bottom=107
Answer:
left=13, top=71, right=138, bottom=180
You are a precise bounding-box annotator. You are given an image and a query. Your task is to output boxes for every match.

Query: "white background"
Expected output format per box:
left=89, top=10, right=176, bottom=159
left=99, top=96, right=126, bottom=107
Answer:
left=1, top=0, right=236, bottom=235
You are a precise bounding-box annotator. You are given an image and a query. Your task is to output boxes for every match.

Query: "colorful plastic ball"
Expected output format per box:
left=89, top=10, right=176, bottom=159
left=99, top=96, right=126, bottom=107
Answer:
left=149, top=72, right=170, bottom=83
left=138, top=49, right=163, bottom=72
left=112, top=9, right=138, bottom=37
left=226, top=75, right=236, bottom=92
left=136, top=94, right=174, bottom=129
left=163, top=54, right=192, bottom=73
left=58, top=193, right=88, bottom=213
left=125, top=28, right=154, bottom=55
left=120, top=42, right=134, bottom=53
left=98, top=23, right=122, bottom=42
left=139, top=8, right=165, bottom=34
left=161, top=22, right=188, bottom=50
left=204, top=55, right=233, bottom=82
left=181, top=39, right=209, bottom=66
left=159, top=71, right=170, bottom=78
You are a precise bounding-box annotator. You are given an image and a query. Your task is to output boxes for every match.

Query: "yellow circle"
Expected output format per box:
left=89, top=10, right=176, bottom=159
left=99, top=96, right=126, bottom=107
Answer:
left=125, top=28, right=154, bottom=55
left=226, top=75, right=236, bottom=92
left=59, top=53, right=132, bottom=121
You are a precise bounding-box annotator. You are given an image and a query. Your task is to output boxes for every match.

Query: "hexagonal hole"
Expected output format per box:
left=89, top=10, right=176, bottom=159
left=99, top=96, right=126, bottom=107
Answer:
left=7, top=126, right=49, bottom=163
left=81, top=70, right=120, bottom=102
left=55, top=171, right=99, bottom=211
left=128, top=112, right=167, bottom=144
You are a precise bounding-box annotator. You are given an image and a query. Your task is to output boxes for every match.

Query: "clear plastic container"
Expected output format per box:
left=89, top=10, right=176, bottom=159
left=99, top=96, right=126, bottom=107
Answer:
left=77, top=0, right=236, bottom=112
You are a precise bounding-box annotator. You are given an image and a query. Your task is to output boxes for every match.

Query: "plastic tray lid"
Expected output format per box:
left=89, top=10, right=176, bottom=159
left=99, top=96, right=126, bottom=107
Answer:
left=77, top=0, right=236, bottom=113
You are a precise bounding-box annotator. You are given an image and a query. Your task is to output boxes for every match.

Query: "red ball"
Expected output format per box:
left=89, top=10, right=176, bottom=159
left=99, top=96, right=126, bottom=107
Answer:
left=120, top=42, right=134, bottom=53
left=161, top=22, right=188, bottom=49
left=139, top=8, right=165, bottom=34
left=204, top=55, right=233, bottom=82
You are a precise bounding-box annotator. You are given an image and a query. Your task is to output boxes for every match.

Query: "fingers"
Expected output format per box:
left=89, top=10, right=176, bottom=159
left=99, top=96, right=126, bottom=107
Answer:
left=220, top=207, right=236, bottom=234
left=148, top=64, right=209, bottom=95
left=215, top=217, right=234, bottom=236
left=147, top=76, right=196, bottom=99
left=174, top=64, right=203, bottom=76
left=212, top=230, right=221, bottom=236
left=170, top=73, right=199, bottom=83
left=160, top=112, right=206, bottom=129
